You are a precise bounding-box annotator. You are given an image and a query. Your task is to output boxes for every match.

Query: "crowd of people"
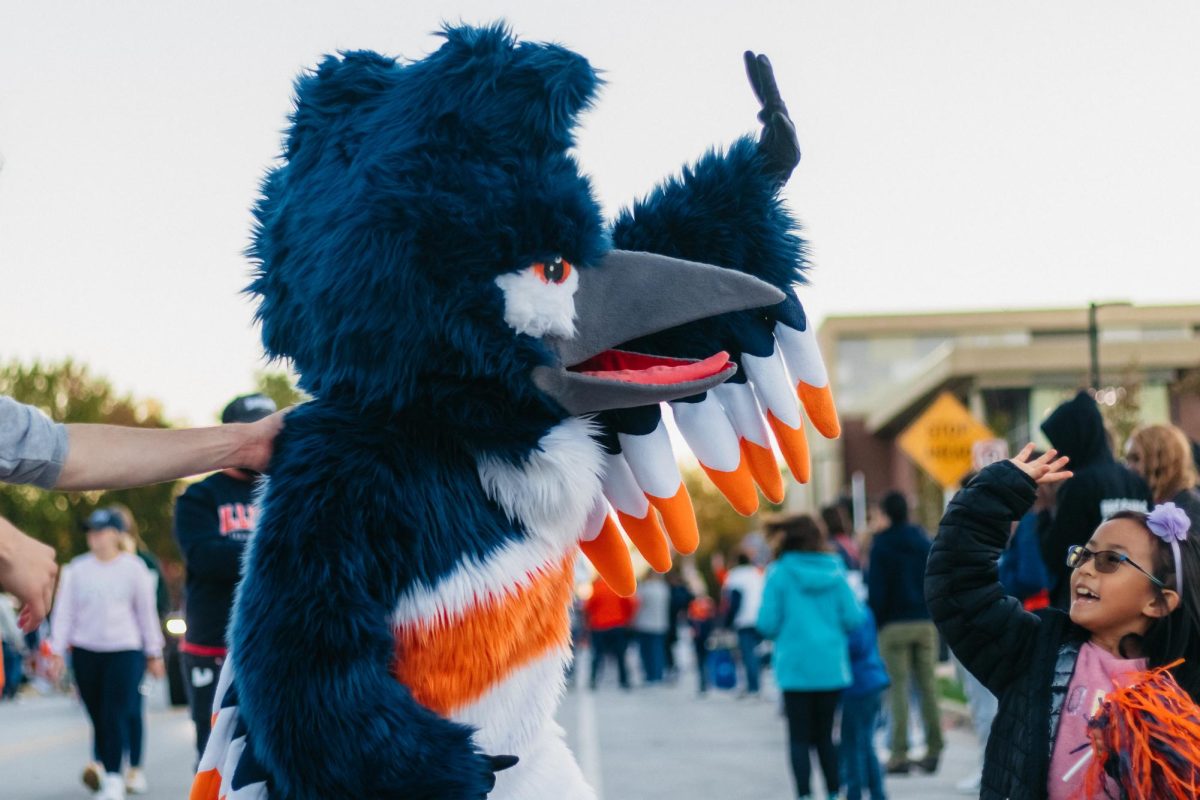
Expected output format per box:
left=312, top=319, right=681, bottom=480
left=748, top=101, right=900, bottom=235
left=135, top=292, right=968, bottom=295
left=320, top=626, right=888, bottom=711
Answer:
left=571, top=390, right=1200, bottom=800
left=3, top=388, right=1200, bottom=800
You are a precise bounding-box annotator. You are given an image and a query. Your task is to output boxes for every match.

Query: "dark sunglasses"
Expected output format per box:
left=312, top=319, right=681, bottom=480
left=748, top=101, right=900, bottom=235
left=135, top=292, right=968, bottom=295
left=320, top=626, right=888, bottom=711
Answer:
left=1065, top=545, right=1165, bottom=588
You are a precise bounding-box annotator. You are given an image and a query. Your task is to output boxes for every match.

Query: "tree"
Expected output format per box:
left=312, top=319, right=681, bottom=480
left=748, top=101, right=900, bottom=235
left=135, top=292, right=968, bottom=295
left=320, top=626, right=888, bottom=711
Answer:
left=684, top=465, right=784, bottom=595
left=0, top=360, right=183, bottom=595
left=254, top=368, right=308, bottom=411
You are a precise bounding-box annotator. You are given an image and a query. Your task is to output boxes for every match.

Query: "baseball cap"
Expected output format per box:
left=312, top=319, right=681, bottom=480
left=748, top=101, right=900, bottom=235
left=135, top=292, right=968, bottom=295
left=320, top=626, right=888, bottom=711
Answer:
left=84, top=508, right=128, bottom=533
left=221, top=393, right=277, bottom=424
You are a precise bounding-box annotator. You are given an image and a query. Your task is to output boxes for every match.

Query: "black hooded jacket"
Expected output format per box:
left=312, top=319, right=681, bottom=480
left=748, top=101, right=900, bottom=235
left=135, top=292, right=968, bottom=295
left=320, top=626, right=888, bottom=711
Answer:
left=1039, top=391, right=1150, bottom=608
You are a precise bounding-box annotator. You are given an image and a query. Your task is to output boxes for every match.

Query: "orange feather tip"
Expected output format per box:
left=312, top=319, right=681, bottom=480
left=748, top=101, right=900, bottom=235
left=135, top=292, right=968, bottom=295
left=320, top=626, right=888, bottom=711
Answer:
left=739, top=438, right=784, bottom=503
left=766, top=411, right=810, bottom=484
left=699, top=458, right=759, bottom=516
left=580, top=516, right=637, bottom=596
left=189, top=769, right=222, bottom=800
left=647, top=484, right=699, bottom=554
left=615, top=509, right=672, bottom=572
left=797, top=382, right=841, bottom=439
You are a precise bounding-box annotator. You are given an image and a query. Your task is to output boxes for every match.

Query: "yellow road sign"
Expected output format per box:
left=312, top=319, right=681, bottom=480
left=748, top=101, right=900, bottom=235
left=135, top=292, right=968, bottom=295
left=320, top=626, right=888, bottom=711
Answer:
left=897, top=392, right=996, bottom=488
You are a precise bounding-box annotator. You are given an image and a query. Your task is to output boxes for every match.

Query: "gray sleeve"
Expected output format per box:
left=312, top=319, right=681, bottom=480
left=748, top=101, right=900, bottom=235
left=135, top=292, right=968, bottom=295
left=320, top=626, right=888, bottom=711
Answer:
left=0, top=396, right=68, bottom=489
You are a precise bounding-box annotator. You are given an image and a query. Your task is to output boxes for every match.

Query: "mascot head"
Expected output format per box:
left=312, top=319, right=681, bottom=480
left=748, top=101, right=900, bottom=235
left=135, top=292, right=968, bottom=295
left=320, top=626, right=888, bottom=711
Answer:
left=251, top=23, right=780, bottom=452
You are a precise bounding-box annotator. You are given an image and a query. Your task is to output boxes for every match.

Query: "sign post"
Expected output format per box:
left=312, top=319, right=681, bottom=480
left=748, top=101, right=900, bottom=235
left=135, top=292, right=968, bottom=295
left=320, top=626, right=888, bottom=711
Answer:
left=897, top=391, right=996, bottom=489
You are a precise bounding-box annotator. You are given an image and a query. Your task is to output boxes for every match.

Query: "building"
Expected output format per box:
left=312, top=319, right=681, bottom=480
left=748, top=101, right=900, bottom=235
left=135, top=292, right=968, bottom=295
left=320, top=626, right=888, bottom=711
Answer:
left=807, top=303, right=1200, bottom=523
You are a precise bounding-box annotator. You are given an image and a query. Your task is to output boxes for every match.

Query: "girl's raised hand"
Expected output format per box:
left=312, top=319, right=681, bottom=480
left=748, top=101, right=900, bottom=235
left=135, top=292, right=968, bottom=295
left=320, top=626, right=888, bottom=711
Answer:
left=1009, top=444, right=1073, bottom=485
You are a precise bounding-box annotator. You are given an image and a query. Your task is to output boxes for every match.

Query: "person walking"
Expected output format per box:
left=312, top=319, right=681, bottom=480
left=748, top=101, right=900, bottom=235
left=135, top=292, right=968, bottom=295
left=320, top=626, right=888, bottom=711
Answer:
left=867, top=491, right=943, bottom=775
left=1126, top=423, right=1200, bottom=528
left=584, top=575, right=637, bottom=690
left=841, top=605, right=890, bottom=800
left=0, top=592, right=26, bottom=699
left=632, top=570, right=670, bottom=684
left=722, top=551, right=766, bottom=696
left=1039, top=391, right=1151, bottom=608
left=687, top=592, right=715, bottom=695
left=173, top=393, right=276, bottom=761
left=663, top=567, right=691, bottom=682
left=109, top=505, right=166, bottom=795
left=48, top=508, right=165, bottom=800
left=758, top=513, right=865, bottom=800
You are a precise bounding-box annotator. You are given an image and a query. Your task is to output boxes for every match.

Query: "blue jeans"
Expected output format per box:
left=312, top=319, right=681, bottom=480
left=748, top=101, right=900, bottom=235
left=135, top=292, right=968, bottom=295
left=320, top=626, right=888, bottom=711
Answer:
left=2, top=642, right=22, bottom=699
left=71, top=649, right=146, bottom=774
left=736, top=627, right=761, bottom=693
left=636, top=632, right=666, bottom=683
left=841, top=690, right=887, bottom=800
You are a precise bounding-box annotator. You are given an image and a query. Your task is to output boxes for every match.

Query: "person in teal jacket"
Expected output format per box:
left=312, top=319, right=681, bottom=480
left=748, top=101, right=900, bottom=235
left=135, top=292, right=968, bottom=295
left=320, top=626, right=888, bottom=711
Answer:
left=759, top=513, right=866, bottom=800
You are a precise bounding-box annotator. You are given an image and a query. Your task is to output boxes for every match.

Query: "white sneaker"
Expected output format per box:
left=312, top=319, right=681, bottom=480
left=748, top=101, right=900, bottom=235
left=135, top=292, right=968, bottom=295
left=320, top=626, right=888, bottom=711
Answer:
left=98, top=772, right=127, bottom=800
left=125, top=767, right=148, bottom=794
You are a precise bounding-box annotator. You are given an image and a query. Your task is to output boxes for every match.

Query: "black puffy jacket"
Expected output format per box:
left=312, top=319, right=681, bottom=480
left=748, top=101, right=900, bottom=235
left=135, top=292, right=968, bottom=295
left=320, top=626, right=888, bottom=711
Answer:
left=926, top=461, right=1088, bottom=800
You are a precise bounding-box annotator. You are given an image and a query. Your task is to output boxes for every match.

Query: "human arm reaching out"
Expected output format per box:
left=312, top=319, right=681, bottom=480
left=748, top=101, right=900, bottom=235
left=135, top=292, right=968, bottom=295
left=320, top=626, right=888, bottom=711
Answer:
left=56, top=412, right=285, bottom=491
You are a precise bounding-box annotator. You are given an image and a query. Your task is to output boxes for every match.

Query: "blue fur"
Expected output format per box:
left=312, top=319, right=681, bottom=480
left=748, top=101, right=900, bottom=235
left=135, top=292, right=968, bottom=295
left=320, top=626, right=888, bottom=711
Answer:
left=603, top=136, right=805, bottom=428
left=250, top=21, right=606, bottom=455
left=228, top=22, right=806, bottom=799
left=234, top=24, right=608, bottom=799
left=611, top=136, right=807, bottom=365
left=232, top=404, right=526, bottom=798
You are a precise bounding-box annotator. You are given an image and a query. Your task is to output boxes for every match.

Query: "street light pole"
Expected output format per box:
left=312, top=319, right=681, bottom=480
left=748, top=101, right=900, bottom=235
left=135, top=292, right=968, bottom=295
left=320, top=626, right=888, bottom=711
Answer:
left=1088, top=302, right=1100, bottom=391
left=1087, top=301, right=1133, bottom=392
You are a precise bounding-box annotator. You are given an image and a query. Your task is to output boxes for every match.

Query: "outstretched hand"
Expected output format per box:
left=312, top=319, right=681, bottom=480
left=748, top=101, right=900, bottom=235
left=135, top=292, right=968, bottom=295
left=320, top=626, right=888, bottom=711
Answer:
left=1009, top=444, right=1073, bottom=485
left=743, top=51, right=800, bottom=186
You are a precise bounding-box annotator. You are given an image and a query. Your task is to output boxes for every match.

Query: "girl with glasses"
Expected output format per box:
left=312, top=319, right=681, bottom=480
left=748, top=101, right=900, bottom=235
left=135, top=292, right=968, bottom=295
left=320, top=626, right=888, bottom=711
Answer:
left=926, top=445, right=1200, bottom=800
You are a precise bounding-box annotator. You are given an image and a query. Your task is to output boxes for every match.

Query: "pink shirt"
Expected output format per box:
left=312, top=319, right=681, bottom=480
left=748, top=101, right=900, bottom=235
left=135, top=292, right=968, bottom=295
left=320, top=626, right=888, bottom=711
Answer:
left=1048, top=641, right=1146, bottom=799
left=49, top=553, right=164, bottom=657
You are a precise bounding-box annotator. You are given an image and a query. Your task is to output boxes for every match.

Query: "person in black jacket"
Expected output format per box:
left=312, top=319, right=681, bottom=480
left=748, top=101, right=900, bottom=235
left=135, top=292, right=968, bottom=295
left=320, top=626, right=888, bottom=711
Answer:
left=173, top=393, right=276, bottom=759
left=867, top=491, right=942, bottom=774
left=927, top=446, right=1200, bottom=800
left=1039, top=391, right=1151, bottom=608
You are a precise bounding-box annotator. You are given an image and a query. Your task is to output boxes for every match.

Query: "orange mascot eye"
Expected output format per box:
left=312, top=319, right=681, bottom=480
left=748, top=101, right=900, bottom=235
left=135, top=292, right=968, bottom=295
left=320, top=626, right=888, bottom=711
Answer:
left=533, top=256, right=572, bottom=285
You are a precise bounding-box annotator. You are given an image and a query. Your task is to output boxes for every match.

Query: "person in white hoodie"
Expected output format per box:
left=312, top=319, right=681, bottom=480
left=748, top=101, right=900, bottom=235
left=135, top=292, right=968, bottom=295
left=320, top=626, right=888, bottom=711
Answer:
left=723, top=551, right=766, bottom=695
left=632, top=571, right=671, bottom=684
left=49, top=508, right=164, bottom=800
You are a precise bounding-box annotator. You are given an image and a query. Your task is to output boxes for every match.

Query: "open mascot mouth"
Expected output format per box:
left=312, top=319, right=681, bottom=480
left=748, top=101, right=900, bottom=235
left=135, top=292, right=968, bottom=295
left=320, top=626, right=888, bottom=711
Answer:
left=571, top=350, right=733, bottom=386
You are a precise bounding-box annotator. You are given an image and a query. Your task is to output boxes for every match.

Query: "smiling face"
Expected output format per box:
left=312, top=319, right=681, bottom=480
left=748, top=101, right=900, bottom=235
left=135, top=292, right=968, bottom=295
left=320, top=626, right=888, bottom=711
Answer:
left=1069, top=517, right=1176, bottom=652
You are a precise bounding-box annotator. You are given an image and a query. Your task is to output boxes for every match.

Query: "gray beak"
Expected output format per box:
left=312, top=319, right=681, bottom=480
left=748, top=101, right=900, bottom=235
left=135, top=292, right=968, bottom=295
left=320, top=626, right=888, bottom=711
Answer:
left=534, top=249, right=785, bottom=415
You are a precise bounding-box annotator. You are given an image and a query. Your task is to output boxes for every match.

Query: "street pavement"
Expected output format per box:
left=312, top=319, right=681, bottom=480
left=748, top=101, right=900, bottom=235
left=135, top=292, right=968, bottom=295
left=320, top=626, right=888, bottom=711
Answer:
left=1, top=662, right=981, bottom=799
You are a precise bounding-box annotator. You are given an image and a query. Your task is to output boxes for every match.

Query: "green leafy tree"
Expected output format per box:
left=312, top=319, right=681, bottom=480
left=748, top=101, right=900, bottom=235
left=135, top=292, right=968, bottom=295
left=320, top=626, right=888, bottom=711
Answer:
left=254, top=369, right=308, bottom=412
left=0, top=360, right=182, bottom=592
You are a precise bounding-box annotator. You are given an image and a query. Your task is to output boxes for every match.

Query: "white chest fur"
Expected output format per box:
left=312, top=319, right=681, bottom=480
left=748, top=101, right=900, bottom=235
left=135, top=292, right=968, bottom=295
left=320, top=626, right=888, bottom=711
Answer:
left=392, top=417, right=603, bottom=627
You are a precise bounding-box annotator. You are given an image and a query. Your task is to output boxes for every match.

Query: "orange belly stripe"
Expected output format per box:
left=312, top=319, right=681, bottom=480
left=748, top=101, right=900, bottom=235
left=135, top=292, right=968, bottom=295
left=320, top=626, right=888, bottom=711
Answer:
left=393, top=556, right=573, bottom=716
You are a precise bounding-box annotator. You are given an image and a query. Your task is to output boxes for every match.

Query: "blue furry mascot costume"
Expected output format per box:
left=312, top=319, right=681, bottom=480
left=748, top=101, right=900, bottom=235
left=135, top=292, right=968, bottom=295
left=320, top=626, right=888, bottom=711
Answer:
left=191, top=23, right=838, bottom=800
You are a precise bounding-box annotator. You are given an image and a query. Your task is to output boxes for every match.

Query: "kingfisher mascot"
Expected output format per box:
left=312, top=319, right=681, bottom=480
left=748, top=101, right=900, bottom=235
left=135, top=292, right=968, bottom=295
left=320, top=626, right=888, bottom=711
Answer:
left=191, top=22, right=839, bottom=800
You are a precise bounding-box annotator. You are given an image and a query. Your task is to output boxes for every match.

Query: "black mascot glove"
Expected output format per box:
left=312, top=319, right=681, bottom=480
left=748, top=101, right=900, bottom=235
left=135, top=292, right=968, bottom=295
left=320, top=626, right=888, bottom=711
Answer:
left=744, top=50, right=800, bottom=187
left=481, top=755, right=520, bottom=796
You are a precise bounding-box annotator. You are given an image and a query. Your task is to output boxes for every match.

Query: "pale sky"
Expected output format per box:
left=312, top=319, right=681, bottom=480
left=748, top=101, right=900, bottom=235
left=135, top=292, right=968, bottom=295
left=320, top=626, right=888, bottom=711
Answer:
left=2, top=1, right=1198, bottom=424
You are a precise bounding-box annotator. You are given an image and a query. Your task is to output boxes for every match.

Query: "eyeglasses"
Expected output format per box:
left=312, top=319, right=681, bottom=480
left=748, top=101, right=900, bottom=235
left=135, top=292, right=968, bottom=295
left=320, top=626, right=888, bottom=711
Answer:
left=1065, top=545, right=1165, bottom=588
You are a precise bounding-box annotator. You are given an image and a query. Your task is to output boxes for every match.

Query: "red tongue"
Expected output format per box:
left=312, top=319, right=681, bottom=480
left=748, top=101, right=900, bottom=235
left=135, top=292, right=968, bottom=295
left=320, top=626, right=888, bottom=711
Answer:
left=575, top=350, right=730, bottom=386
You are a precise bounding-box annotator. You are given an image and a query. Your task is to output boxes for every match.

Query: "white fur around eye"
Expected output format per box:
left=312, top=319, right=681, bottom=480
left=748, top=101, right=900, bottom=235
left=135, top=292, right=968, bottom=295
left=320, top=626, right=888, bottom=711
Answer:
left=494, top=266, right=578, bottom=338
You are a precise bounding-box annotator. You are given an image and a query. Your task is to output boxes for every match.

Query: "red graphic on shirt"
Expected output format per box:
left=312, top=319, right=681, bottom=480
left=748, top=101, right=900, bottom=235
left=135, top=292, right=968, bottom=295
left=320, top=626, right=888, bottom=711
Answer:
left=218, top=503, right=258, bottom=536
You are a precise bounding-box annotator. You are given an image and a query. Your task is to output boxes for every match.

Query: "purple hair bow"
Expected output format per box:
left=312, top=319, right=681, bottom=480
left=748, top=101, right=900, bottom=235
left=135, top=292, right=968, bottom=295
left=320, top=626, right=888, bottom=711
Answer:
left=1147, top=502, right=1190, bottom=597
